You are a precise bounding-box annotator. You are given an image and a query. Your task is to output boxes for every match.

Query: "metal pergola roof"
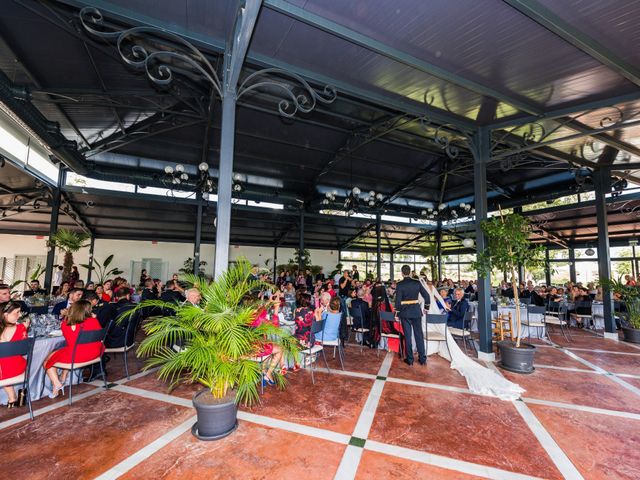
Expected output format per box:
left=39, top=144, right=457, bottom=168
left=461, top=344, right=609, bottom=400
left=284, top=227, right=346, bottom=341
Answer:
left=1, top=0, right=640, bottom=251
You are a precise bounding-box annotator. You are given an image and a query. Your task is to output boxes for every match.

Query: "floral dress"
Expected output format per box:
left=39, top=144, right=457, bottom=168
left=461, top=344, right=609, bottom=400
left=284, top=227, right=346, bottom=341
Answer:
left=294, top=307, right=314, bottom=346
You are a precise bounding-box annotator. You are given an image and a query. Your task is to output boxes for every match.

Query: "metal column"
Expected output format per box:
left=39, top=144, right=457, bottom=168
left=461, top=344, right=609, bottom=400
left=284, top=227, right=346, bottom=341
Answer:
left=436, top=222, right=443, bottom=282
left=390, top=250, right=394, bottom=281
left=273, top=246, right=278, bottom=282
left=376, top=213, right=382, bottom=280
left=594, top=168, right=616, bottom=337
left=545, top=247, right=551, bottom=286
left=194, top=192, right=203, bottom=276
left=86, top=236, right=95, bottom=284
left=569, top=248, right=577, bottom=283
left=44, top=167, right=64, bottom=293
left=299, top=209, right=305, bottom=271
left=213, top=0, right=262, bottom=278
left=472, top=127, right=493, bottom=359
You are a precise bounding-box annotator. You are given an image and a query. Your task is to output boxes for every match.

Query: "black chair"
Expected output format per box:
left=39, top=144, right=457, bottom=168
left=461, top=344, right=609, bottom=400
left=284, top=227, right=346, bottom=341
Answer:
left=524, top=305, right=547, bottom=340
left=0, top=337, right=35, bottom=420
left=573, top=301, right=593, bottom=328
left=449, top=311, right=476, bottom=355
left=349, top=305, right=369, bottom=353
left=378, top=310, right=401, bottom=357
left=299, top=319, right=325, bottom=384
left=545, top=301, right=571, bottom=341
left=520, top=297, right=532, bottom=305
left=51, top=324, right=110, bottom=405
left=104, top=312, right=141, bottom=380
left=425, top=313, right=451, bottom=360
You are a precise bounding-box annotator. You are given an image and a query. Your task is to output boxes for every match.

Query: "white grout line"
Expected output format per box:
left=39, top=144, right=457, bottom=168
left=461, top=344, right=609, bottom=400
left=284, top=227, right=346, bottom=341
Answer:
left=334, top=445, right=364, bottom=480
left=94, top=415, right=197, bottom=480
left=113, top=384, right=193, bottom=408
left=0, top=386, right=103, bottom=431
left=333, top=352, right=393, bottom=480
left=386, top=376, right=475, bottom=395
left=533, top=364, right=601, bottom=374
left=565, top=347, right=640, bottom=356
left=313, top=367, right=377, bottom=380
left=365, top=440, right=547, bottom=480
left=115, top=367, right=161, bottom=385
left=522, top=397, right=640, bottom=421
left=554, top=346, right=640, bottom=398
left=616, top=372, right=640, bottom=380
left=238, top=411, right=351, bottom=445
left=486, top=362, right=584, bottom=480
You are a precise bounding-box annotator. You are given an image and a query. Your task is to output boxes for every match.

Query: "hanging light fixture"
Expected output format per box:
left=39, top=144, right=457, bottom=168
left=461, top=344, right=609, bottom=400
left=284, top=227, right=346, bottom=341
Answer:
left=462, top=238, right=475, bottom=249
left=585, top=247, right=595, bottom=256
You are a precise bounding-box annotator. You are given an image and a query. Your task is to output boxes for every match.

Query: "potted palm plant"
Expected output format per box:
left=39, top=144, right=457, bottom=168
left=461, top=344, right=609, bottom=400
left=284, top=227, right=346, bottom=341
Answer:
left=602, top=276, right=640, bottom=343
left=473, top=210, right=545, bottom=373
left=48, top=228, right=90, bottom=282
left=126, top=258, right=299, bottom=440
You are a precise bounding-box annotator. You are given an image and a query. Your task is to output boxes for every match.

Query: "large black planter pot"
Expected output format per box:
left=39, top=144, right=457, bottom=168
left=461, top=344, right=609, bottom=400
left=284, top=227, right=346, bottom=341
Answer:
left=498, top=341, right=536, bottom=374
left=622, top=327, right=640, bottom=344
left=191, top=389, right=238, bottom=441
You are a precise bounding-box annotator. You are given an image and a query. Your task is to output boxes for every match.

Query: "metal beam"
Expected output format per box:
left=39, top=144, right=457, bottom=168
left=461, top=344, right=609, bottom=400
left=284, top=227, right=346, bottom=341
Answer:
left=502, top=0, right=640, bottom=87
left=265, top=0, right=542, bottom=115
left=44, top=167, right=63, bottom=293
left=376, top=213, right=382, bottom=280
left=56, top=0, right=476, bottom=131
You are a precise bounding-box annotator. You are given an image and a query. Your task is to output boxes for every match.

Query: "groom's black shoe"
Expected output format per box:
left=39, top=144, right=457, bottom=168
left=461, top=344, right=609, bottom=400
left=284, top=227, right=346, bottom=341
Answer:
left=403, top=358, right=413, bottom=366
left=419, top=360, right=427, bottom=366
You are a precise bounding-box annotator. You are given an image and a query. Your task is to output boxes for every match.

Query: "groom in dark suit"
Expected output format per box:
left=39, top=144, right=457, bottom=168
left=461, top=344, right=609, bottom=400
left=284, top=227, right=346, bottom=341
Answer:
left=395, top=265, right=430, bottom=366
left=447, top=288, right=469, bottom=329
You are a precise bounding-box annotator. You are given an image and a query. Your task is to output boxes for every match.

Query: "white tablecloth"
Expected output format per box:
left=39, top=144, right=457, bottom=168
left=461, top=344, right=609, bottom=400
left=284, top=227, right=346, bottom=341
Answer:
left=467, top=303, right=545, bottom=339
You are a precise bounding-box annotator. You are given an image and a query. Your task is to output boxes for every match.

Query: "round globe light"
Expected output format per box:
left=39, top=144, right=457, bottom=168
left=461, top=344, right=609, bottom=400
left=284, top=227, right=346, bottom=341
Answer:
left=164, top=166, right=174, bottom=174
left=198, top=162, right=209, bottom=172
left=462, top=238, right=474, bottom=248
left=175, top=164, right=185, bottom=173
left=352, top=186, right=361, bottom=195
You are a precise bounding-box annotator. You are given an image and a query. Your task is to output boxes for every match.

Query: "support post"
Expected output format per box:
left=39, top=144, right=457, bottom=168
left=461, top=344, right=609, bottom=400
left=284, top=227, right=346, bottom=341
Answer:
left=299, top=209, right=305, bottom=272
left=194, top=192, right=203, bottom=276
left=273, top=246, right=278, bottom=282
left=545, top=247, right=551, bottom=286
left=86, top=236, right=95, bottom=284
left=594, top=168, right=616, bottom=337
left=436, top=222, right=443, bottom=282
left=376, top=213, right=382, bottom=280
left=390, top=250, right=395, bottom=281
left=569, top=248, right=577, bottom=284
left=213, top=0, right=262, bottom=278
left=472, top=127, right=494, bottom=359
left=44, top=167, right=64, bottom=293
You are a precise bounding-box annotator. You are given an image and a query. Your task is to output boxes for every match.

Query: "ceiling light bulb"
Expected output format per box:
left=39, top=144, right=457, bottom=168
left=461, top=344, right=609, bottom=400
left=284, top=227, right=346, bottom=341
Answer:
left=175, top=164, right=184, bottom=173
left=180, top=173, right=188, bottom=180
left=352, top=186, right=361, bottom=195
left=199, top=162, right=209, bottom=172
left=376, top=193, right=383, bottom=200
left=462, top=238, right=474, bottom=248
left=164, top=166, right=174, bottom=174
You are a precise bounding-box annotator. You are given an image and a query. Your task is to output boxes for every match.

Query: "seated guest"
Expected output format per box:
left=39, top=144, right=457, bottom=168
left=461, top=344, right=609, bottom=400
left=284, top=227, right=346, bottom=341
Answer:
left=85, top=282, right=95, bottom=291
left=82, top=291, right=101, bottom=316
left=0, top=301, right=30, bottom=408
left=160, top=280, right=185, bottom=303
left=44, top=300, right=104, bottom=397
left=184, top=288, right=201, bottom=307
left=447, top=288, right=469, bottom=329
left=437, top=288, right=452, bottom=311
left=74, top=280, right=85, bottom=289
left=54, top=281, right=70, bottom=302
left=51, top=288, right=84, bottom=319
left=294, top=293, right=314, bottom=347
left=350, top=288, right=371, bottom=330
left=0, top=284, right=30, bottom=314
left=22, top=279, right=46, bottom=297
left=250, top=299, right=285, bottom=384
left=105, top=289, right=138, bottom=349
left=101, top=279, right=114, bottom=303
left=315, top=296, right=342, bottom=342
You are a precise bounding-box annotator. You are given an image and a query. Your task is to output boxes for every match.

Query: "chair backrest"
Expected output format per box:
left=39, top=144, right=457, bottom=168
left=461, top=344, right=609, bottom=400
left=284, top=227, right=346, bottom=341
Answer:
left=548, top=301, right=560, bottom=310
left=425, top=313, right=448, bottom=324
left=0, top=336, right=35, bottom=358
left=490, top=303, right=498, bottom=312
left=527, top=305, right=546, bottom=315
left=576, top=300, right=592, bottom=309
left=349, top=305, right=364, bottom=321
left=613, top=301, right=622, bottom=312
left=521, top=297, right=532, bottom=305
left=77, top=325, right=109, bottom=345
left=379, top=310, right=395, bottom=322
left=463, top=311, right=473, bottom=328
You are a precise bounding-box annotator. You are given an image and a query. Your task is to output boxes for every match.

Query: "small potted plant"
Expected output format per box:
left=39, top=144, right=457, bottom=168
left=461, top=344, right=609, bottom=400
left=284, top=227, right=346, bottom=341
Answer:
left=602, top=276, right=640, bottom=343
left=473, top=210, right=545, bottom=373
left=127, top=258, right=299, bottom=440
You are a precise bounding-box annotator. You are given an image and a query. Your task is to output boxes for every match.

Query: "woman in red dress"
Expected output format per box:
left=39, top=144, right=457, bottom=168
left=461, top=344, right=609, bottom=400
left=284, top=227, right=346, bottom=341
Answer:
left=250, top=300, right=285, bottom=385
left=44, top=300, right=104, bottom=397
left=0, top=301, right=29, bottom=407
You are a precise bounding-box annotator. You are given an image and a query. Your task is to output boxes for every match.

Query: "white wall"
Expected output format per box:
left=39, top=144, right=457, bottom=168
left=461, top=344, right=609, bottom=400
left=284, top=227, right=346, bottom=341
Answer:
left=0, top=234, right=339, bottom=283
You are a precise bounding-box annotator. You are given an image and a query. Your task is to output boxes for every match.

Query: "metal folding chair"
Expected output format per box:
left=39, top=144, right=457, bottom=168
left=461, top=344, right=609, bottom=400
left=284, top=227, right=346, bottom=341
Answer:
left=0, top=337, right=36, bottom=419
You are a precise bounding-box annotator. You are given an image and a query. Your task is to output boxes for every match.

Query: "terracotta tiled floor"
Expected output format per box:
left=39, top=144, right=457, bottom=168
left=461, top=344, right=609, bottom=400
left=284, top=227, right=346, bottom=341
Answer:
left=530, top=403, right=640, bottom=480
left=2, top=332, right=640, bottom=480
left=368, top=381, right=563, bottom=479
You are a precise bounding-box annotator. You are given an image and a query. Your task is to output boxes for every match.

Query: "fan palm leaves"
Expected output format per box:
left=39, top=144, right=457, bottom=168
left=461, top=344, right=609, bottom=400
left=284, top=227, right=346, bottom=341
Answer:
left=48, top=229, right=90, bottom=281
left=123, top=258, right=299, bottom=406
